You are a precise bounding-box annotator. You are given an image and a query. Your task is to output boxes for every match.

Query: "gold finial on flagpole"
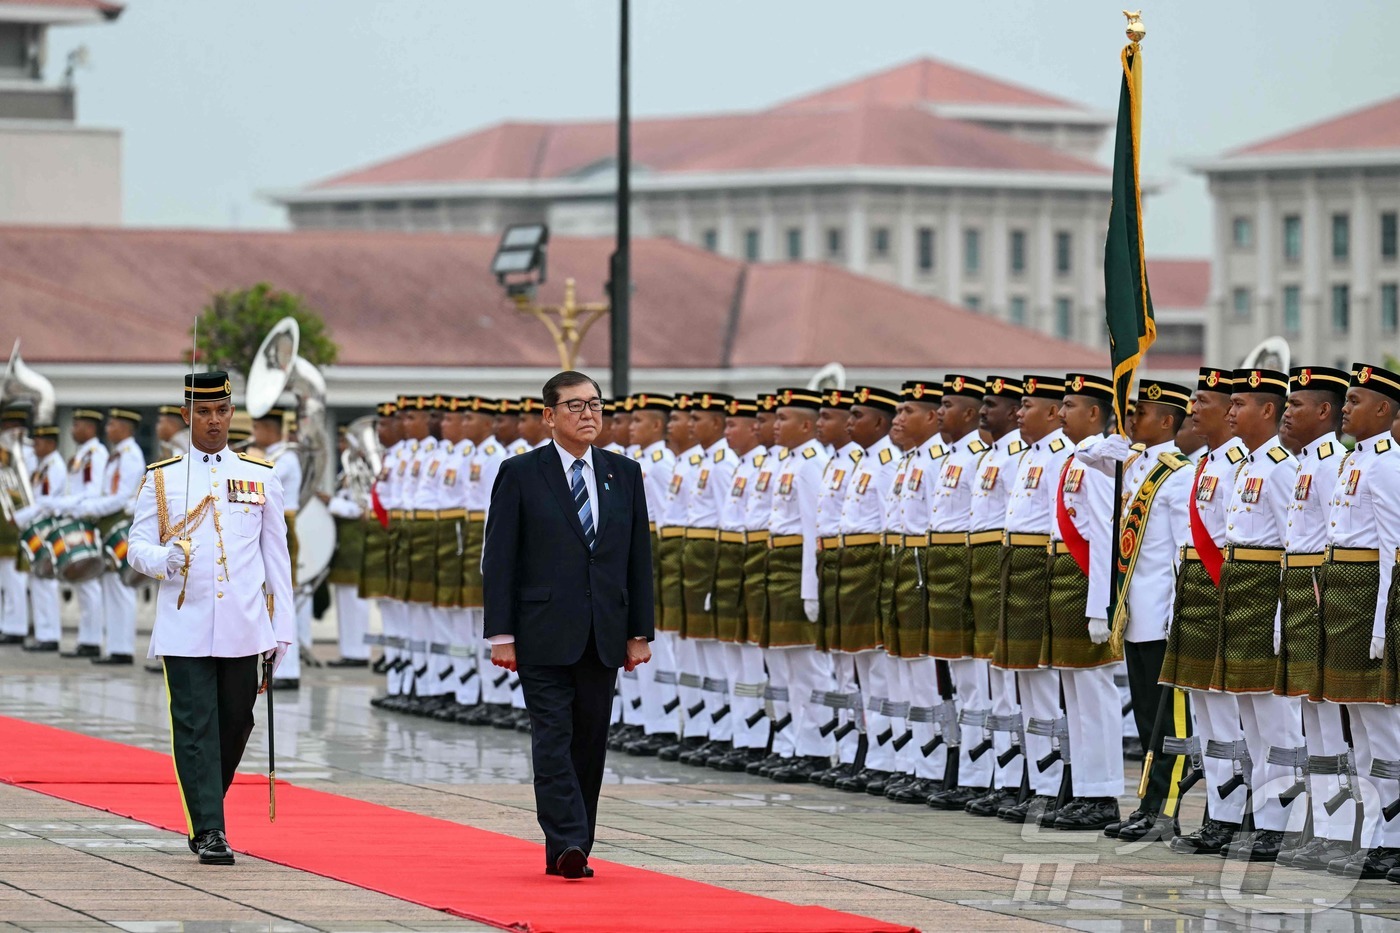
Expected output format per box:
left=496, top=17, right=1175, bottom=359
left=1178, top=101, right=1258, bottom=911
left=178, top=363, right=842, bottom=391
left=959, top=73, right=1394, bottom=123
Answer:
left=1124, top=10, right=1146, bottom=45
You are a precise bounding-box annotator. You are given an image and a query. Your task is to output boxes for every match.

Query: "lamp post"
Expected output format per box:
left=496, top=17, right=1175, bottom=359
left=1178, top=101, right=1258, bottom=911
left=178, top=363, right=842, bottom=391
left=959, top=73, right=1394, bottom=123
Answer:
left=491, top=224, right=611, bottom=372
left=608, top=0, right=631, bottom=397
left=510, top=278, right=610, bottom=371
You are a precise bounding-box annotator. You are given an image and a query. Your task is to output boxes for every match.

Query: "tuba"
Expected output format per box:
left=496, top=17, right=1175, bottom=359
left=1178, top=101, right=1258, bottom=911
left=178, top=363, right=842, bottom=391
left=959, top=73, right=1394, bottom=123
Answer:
left=341, top=414, right=382, bottom=509
left=245, top=317, right=335, bottom=593
left=0, top=341, right=55, bottom=524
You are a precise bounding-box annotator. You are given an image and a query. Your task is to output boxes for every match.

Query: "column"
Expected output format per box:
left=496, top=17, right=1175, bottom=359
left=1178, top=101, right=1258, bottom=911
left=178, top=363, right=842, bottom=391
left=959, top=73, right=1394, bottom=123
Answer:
left=718, top=192, right=736, bottom=258
left=988, top=194, right=1008, bottom=318
left=1302, top=175, right=1327, bottom=364
left=1079, top=205, right=1101, bottom=347
left=945, top=192, right=963, bottom=305
left=1254, top=181, right=1276, bottom=348
left=847, top=189, right=869, bottom=275
left=1205, top=183, right=1230, bottom=365
left=1350, top=174, right=1373, bottom=366
left=896, top=189, right=916, bottom=289
left=1034, top=196, right=1053, bottom=337
left=804, top=190, right=821, bottom=263
left=677, top=194, right=694, bottom=244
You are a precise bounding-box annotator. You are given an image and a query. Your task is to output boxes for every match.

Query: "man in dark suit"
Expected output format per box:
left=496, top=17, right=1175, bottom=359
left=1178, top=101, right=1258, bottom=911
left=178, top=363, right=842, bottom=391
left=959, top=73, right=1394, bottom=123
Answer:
left=482, top=370, right=654, bottom=879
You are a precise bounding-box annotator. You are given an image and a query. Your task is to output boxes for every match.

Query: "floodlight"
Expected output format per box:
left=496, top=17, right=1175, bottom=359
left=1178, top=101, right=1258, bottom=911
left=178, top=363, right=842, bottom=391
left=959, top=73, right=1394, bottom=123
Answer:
left=491, top=223, right=549, bottom=285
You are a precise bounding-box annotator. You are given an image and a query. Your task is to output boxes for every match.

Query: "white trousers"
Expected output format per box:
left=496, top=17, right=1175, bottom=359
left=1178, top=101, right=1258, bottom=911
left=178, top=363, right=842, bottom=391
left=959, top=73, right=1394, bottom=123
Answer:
left=697, top=639, right=733, bottom=742
left=278, top=592, right=314, bottom=681
left=1017, top=668, right=1063, bottom=796
left=990, top=665, right=1024, bottom=790
left=101, top=572, right=136, bottom=657
left=853, top=650, right=894, bottom=771
left=332, top=584, right=370, bottom=660
left=1062, top=665, right=1125, bottom=799
left=1236, top=692, right=1304, bottom=831
left=727, top=642, right=768, bottom=750
left=0, top=557, right=26, bottom=636
left=75, top=577, right=102, bottom=647
left=765, top=646, right=834, bottom=759
left=895, top=656, right=945, bottom=781
left=642, top=631, right=679, bottom=735
left=1348, top=703, right=1400, bottom=848
left=950, top=657, right=992, bottom=790
left=451, top=608, right=479, bottom=705
left=29, top=576, right=60, bottom=643
left=1304, top=700, right=1350, bottom=842
left=381, top=599, right=407, bottom=695
left=1190, top=690, right=1247, bottom=824
left=674, top=636, right=710, bottom=740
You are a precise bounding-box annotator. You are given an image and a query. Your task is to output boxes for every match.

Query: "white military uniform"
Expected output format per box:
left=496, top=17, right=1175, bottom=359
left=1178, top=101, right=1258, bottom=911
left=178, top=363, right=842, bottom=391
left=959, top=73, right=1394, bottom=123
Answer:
left=265, top=439, right=306, bottom=681
left=127, top=448, right=296, bottom=656
left=663, top=443, right=706, bottom=740
left=65, top=434, right=109, bottom=648
left=326, top=478, right=371, bottom=662
left=467, top=435, right=510, bottom=707
left=17, top=448, right=67, bottom=644
left=634, top=438, right=678, bottom=737
left=718, top=442, right=769, bottom=752
left=377, top=439, right=410, bottom=696
left=75, top=434, right=145, bottom=657
left=439, top=437, right=476, bottom=707
left=684, top=437, right=739, bottom=741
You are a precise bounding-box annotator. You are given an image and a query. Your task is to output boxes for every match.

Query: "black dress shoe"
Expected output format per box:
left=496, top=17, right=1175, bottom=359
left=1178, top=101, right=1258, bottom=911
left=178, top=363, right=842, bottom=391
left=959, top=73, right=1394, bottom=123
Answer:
left=462, top=703, right=505, bottom=726
left=887, top=777, right=939, bottom=803
left=926, top=785, right=985, bottom=811
left=371, top=656, right=389, bottom=674
left=1122, top=736, right=1145, bottom=761
left=1052, top=797, right=1120, bottom=831
left=607, top=725, right=641, bottom=751
left=1289, top=838, right=1354, bottom=870
left=270, top=678, right=300, bottom=691
left=0, top=634, right=23, bottom=644
left=553, top=846, right=590, bottom=880
left=1221, top=828, right=1286, bottom=862
left=92, top=653, right=134, bottom=665
left=712, top=747, right=764, bottom=772
left=999, top=794, right=1054, bottom=824
left=193, top=829, right=235, bottom=865
left=61, top=644, right=100, bottom=658
left=546, top=864, right=595, bottom=878
left=769, top=755, right=829, bottom=783
left=1330, top=846, right=1400, bottom=879
left=431, top=701, right=465, bottom=721
left=327, top=657, right=369, bottom=668
left=754, top=753, right=789, bottom=777
left=832, top=768, right=878, bottom=793
left=865, top=771, right=901, bottom=796
left=1116, top=810, right=1179, bottom=843
left=23, top=640, right=58, bottom=652
left=658, top=736, right=704, bottom=762
left=1169, top=819, right=1240, bottom=855
left=965, top=787, right=1018, bottom=817
left=679, top=740, right=726, bottom=766
left=625, top=733, right=673, bottom=757
left=1104, top=808, right=1148, bottom=839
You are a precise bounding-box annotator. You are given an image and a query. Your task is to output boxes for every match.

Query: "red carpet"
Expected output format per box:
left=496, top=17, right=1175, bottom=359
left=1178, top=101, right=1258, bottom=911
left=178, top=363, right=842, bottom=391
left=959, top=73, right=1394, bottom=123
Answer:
left=0, top=717, right=914, bottom=933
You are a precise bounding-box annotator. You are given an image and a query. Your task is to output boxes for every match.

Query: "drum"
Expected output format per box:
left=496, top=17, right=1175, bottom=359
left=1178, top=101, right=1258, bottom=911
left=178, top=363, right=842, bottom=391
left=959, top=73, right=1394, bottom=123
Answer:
left=47, top=518, right=105, bottom=583
left=103, top=524, right=144, bottom=587
left=294, top=497, right=336, bottom=594
left=20, top=515, right=59, bottom=579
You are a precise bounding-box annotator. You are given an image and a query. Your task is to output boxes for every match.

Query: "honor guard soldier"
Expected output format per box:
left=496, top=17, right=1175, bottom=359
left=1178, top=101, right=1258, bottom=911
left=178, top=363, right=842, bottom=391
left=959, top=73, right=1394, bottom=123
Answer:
left=64, top=408, right=145, bottom=663
left=0, top=406, right=32, bottom=643
left=595, top=399, right=618, bottom=452
left=370, top=401, right=412, bottom=707
left=852, top=380, right=946, bottom=797
left=709, top=397, right=770, bottom=771
left=676, top=392, right=739, bottom=766
left=965, top=376, right=1028, bottom=816
left=254, top=407, right=305, bottom=689
left=1080, top=379, right=1194, bottom=843
left=823, top=387, right=901, bottom=786
left=616, top=396, right=637, bottom=458
left=61, top=408, right=108, bottom=657
left=431, top=396, right=476, bottom=720
left=621, top=394, right=680, bottom=756
left=994, top=375, right=1068, bottom=824
left=519, top=397, right=551, bottom=450
left=1161, top=368, right=1251, bottom=855
left=361, top=403, right=401, bottom=688
left=759, top=388, right=832, bottom=783
left=1273, top=367, right=1352, bottom=868
left=809, top=388, right=857, bottom=780
left=157, top=404, right=190, bottom=459
left=1209, top=368, right=1303, bottom=861
left=607, top=395, right=646, bottom=743
left=1314, top=363, right=1400, bottom=879
left=744, top=393, right=791, bottom=776
left=384, top=396, right=432, bottom=707
left=494, top=399, right=528, bottom=458
left=925, top=375, right=994, bottom=811
left=1038, top=374, right=1123, bottom=831
left=406, top=398, right=454, bottom=713
left=464, top=399, right=513, bottom=725
left=15, top=425, right=65, bottom=650
left=126, top=371, right=295, bottom=865
left=657, top=394, right=704, bottom=760
left=324, top=424, right=370, bottom=667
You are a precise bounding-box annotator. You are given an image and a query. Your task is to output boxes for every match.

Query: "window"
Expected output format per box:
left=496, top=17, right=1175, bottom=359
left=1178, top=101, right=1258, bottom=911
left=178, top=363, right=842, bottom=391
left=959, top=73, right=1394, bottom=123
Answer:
left=964, top=295, right=981, bottom=312
left=1331, top=283, right=1350, bottom=333
left=1232, top=216, right=1254, bottom=249
left=964, top=228, right=981, bottom=275
left=1282, top=285, right=1301, bottom=337
left=871, top=226, right=890, bottom=259
left=1231, top=287, right=1251, bottom=319
left=1283, top=215, right=1302, bottom=263
left=1009, top=230, right=1027, bottom=275
left=1008, top=296, right=1027, bottom=325
left=825, top=227, right=843, bottom=260
left=1383, top=283, right=1399, bottom=334
left=1055, top=231, right=1072, bottom=275
left=916, top=227, right=935, bottom=272
left=785, top=228, right=803, bottom=261
left=1332, top=213, right=1350, bottom=261
left=701, top=228, right=718, bottom=252
left=1054, top=298, right=1073, bottom=339
left=1383, top=212, right=1398, bottom=261
left=743, top=228, right=760, bottom=262
left=0, top=24, right=30, bottom=79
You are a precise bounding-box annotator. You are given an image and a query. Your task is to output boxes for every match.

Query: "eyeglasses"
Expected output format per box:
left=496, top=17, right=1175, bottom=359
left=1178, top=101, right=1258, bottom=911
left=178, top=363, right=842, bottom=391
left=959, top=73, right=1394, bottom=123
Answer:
left=555, top=399, right=604, bottom=414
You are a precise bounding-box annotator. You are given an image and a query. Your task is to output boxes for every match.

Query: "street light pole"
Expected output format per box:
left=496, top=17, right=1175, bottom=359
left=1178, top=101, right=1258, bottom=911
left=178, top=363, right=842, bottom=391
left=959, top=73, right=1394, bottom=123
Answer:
left=609, top=0, right=631, bottom=396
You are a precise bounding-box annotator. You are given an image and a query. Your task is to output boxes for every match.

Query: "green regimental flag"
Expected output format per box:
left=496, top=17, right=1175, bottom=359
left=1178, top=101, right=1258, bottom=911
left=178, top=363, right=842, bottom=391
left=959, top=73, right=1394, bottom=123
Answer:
left=1103, top=43, right=1156, bottom=434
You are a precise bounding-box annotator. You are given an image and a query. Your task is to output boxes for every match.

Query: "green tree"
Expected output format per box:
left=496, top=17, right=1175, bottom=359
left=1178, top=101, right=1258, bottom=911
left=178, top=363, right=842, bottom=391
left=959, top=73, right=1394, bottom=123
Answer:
left=190, top=283, right=339, bottom=374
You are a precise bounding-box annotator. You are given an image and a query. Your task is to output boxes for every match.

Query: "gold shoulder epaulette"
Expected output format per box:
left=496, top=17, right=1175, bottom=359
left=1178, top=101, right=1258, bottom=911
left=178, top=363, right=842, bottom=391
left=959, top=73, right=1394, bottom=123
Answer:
left=753, top=453, right=767, bottom=468
left=878, top=448, right=893, bottom=465
left=927, top=443, right=947, bottom=459
left=145, top=455, right=183, bottom=471
left=1379, top=439, right=1393, bottom=454
left=713, top=449, right=727, bottom=463
left=689, top=453, right=703, bottom=466
left=651, top=449, right=664, bottom=462
left=849, top=448, right=863, bottom=462
left=485, top=444, right=498, bottom=455
left=238, top=452, right=275, bottom=468
left=1157, top=451, right=1189, bottom=471
left=1318, top=441, right=1336, bottom=460
left=1226, top=446, right=1245, bottom=464
left=1049, top=438, right=1066, bottom=453
left=1007, top=440, right=1027, bottom=455
left=1267, top=446, right=1289, bottom=463
left=802, top=446, right=817, bottom=459
left=778, top=449, right=792, bottom=461
left=968, top=439, right=988, bottom=454
left=1130, top=442, right=1147, bottom=452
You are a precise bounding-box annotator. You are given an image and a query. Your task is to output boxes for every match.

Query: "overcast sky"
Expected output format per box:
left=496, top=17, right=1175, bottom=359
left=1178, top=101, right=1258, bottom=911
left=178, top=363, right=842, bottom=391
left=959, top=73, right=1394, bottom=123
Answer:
left=51, top=0, right=1400, bottom=257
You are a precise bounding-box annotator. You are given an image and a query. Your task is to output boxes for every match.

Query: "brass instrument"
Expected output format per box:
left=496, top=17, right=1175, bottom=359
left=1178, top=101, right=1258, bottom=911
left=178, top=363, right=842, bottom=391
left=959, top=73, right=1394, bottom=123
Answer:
left=0, top=341, right=55, bottom=524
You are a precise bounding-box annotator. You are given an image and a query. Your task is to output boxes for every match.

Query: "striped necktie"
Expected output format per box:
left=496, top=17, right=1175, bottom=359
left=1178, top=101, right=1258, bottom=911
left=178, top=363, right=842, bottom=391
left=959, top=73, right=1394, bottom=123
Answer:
left=571, top=458, right=596, bottom=550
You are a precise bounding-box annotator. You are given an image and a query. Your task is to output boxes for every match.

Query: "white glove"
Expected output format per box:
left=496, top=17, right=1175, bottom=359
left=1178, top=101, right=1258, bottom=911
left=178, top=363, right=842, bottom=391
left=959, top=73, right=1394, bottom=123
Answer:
left=1273, top=605, right=1282, bottom=655
left=1371, top=636, right=1386, bottom=661
left=1087, top=617, right=1110, bottom=645
left=803, top=599, right=820, bottom=623
left=165, top=541, right=196, bottom=575
left=704, top=592, right=712, bottom=612
left=264, top=641, right=290, bottom=676
left=13, top=503, right=45, bottom=528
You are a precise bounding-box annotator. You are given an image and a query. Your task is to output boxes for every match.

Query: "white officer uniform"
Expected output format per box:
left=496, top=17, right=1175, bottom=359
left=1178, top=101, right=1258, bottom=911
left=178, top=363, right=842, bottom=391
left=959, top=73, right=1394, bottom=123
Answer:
left=685, top=436, right=739, bottom=741
left=75, top=430, right=144, bottom=658
left=467, top=434, right=510, bottom=707
left=65, top=430, right=108, bottom=649
left=439, top=435, right=476, bottom=707
left=663, top=442, right=706, bottom=740
left=811, top=436, right=857, bottom=754
left=636, top=437, right=678, bottom=737
left=719, top=441, right=769, bottom=752
left=326, top=479, right=371, bottom=662
left=415, top=435, right=455, bottom=697
left=378, top=438, right=410, bottom=696
left=17, top=445, right=66, bottom=644
left=265, top=439, right=305, bottom=681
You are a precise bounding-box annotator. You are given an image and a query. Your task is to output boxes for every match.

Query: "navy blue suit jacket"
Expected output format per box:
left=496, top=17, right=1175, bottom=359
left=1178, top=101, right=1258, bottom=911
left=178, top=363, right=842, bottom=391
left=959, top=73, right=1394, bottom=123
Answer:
left=481, top=443, right=655, bottom=668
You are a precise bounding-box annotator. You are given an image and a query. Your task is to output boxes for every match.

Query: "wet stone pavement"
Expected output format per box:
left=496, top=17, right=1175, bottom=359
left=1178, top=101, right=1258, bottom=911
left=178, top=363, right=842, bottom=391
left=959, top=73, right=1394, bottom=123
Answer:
left=1, top=629, right=1400, bottom=932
